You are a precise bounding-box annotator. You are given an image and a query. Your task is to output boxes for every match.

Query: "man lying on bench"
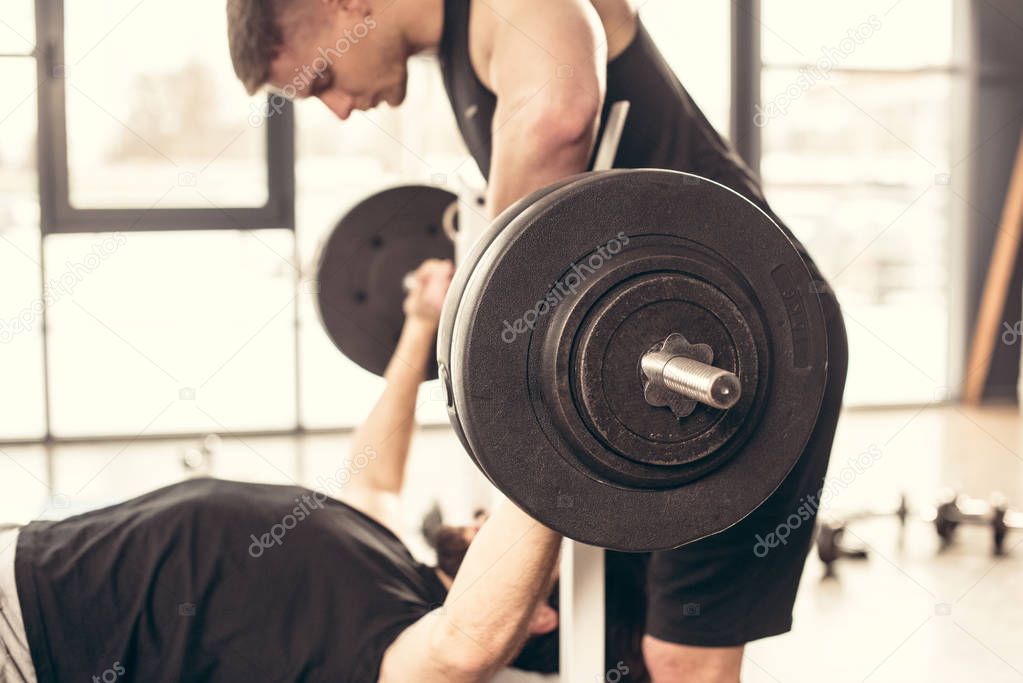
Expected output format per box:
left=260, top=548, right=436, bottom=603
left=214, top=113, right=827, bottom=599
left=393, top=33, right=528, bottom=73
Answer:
left=0, top=260, right=610, bottom=683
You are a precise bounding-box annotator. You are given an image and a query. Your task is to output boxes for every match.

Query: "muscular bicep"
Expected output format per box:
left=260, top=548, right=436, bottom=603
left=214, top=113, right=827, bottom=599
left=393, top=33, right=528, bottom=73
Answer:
left=483, top=0, right=605, bottom=133
left=479, top=0, right=607, bottom=215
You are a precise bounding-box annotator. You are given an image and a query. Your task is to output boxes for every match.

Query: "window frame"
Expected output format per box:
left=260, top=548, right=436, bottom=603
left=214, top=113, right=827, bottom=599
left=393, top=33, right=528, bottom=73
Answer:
left=34, top=0, right=295, bottom=235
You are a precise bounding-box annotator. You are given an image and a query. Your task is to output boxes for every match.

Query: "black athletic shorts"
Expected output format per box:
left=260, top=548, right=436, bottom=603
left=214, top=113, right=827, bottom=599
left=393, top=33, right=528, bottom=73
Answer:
left=641, top=291, right=848, bottom=647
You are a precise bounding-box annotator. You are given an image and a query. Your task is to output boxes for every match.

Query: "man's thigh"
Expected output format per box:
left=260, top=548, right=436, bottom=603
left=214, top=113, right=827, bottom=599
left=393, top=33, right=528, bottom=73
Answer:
left=644, top=295, right=848, bottom=651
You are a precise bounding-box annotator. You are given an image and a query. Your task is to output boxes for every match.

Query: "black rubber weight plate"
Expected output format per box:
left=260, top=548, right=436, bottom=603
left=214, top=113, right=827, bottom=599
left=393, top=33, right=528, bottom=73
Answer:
left=448, top=169, right=828, bottom=551
left=317, top=185, right=455, bottom=378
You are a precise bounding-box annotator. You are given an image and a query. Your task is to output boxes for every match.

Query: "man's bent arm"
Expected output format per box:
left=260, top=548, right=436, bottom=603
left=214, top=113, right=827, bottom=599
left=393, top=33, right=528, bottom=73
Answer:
left=481, top=0, right=606, bottom=216
left=348, top=318, right=435, bottom=494
left=342, top=260, right=453, bottom=525
left=379, top=503, right=562, bottom=682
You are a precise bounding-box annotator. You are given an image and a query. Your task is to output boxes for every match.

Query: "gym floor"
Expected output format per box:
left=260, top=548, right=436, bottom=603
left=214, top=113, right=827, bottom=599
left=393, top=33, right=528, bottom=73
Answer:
left=3, top=405, right=1021, bottom=681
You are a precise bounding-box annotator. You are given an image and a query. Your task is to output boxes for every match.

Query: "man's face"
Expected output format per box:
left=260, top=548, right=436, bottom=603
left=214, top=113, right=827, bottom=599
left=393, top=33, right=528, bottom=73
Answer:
left=433, top=511, right=489, bottom=578
left=268, top=3, right=408, bottom=120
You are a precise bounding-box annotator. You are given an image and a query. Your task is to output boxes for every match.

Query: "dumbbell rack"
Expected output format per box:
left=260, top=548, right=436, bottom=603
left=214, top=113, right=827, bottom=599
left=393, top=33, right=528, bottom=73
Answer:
left=817, top=491, right=1023, bottom=577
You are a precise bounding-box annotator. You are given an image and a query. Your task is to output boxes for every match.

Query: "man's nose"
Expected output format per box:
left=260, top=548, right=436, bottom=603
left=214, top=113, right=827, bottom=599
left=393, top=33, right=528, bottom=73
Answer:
left=318, top=91, right=353, bottom=121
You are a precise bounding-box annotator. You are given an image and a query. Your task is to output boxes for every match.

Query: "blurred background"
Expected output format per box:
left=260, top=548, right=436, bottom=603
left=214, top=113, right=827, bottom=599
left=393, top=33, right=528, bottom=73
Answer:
left=1, top=0, right=982, bottom=445
left=1, top=1, right=1023, bottom=679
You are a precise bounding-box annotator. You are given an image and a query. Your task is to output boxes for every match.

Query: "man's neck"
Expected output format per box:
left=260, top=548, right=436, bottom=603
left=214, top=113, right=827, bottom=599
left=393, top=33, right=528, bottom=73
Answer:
left=399, top=0, right=446, bottom=54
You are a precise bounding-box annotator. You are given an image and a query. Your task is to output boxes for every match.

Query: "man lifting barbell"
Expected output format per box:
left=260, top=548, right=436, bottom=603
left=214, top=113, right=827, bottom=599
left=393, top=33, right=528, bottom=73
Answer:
left=227, top=0, right=849, bottom=681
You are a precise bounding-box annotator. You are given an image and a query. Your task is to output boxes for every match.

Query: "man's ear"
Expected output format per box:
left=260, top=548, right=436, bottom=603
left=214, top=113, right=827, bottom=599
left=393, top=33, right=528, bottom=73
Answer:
left=527, top=604, right=559, bottom=636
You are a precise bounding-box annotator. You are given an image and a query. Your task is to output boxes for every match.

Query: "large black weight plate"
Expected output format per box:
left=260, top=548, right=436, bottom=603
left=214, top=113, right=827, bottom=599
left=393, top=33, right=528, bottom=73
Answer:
left=316, top=185, right=455, bottom=378
left=443, top=170, right=828, bottom=551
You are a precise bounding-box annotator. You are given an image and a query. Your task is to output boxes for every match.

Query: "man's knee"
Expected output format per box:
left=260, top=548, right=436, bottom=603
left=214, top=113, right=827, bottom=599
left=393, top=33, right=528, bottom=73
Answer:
left=642, top=635, right=744, bottom=683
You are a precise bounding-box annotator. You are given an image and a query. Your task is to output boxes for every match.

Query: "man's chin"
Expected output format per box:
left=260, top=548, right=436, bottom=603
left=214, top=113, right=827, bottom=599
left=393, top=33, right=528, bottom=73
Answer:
left=388, top=81, right=408, bottom=107
left=386, top=91, right=405, bottom=107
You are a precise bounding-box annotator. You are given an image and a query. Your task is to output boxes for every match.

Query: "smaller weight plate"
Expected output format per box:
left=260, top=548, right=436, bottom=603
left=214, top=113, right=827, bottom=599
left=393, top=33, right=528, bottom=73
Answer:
left=316, top=185, right=455, bottom=378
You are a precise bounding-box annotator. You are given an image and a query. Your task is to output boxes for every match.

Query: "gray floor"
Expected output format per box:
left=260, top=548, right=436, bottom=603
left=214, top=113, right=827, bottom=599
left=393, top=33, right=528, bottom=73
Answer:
left=1, top=405, right=1022, bottom=681
left=746, top=405, right=1023, bottom=683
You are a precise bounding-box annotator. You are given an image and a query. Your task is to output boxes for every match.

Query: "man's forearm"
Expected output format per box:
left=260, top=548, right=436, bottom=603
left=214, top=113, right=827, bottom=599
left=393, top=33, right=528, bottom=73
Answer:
left=439, top=503, right=562, bottom=674
left=378, top=504, right=561, bottom=682
left=349, top=319, right=436, bottom=492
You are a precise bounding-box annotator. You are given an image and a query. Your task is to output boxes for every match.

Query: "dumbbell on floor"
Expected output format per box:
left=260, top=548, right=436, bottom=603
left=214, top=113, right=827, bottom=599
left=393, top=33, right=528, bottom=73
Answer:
left=934, top=491, right=1022, bottom=556
left=816, top=521, right=868, bottom=578
left=815, top=494, right=909, bottom=576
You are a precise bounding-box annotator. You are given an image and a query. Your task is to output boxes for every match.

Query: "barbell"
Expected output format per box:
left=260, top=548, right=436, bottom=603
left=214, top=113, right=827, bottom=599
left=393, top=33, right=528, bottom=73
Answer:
left=316, top=170, right=828, bottom=551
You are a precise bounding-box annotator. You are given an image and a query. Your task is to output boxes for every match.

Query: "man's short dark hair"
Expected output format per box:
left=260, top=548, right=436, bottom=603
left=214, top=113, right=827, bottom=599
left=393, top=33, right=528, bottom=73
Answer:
left=227, top=0, right=286, bottom=94
left=433, top=524, right=471, bottom=579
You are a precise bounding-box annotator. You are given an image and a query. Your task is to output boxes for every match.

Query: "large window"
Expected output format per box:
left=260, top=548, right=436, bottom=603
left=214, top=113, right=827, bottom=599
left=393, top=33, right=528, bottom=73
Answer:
left=3, top=0, right=971, bottom=445
left=760, top=0, right=956, bottom=405
left=22, top=0, right=297, bottom=440
left=44, top=230, right=298, bottom=437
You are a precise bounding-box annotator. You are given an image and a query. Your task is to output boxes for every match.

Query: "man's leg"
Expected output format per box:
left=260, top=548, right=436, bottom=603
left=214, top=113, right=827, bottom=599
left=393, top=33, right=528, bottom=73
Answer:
left=643, top=637, right=743, bottom=683
left=642, top=295, right=848, bottom=682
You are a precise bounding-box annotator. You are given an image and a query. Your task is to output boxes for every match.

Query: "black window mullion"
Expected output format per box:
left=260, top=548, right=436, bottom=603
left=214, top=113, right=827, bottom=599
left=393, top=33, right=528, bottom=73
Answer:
left=730, top=0, right=763, bottom=175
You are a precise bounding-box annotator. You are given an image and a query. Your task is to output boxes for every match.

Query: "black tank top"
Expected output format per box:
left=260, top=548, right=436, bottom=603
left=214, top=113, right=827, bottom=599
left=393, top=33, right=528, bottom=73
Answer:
left=437, top=0, right=821, bottom=277
left=15, top=479, right=447, bottom=683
